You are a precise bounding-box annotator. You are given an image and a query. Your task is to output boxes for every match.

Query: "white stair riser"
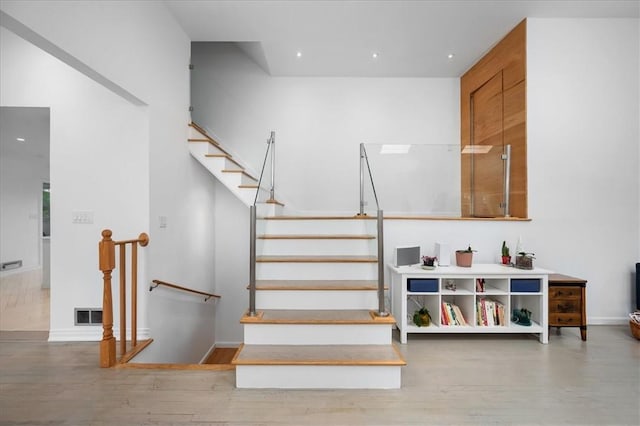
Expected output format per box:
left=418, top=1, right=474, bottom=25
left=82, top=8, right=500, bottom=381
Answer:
left=188, top=141, right=210, bottom=157
left=255, top=203, right=285, bottom=217
left=220, top=171, right=256, bottom=186
left=190, top=150, right=255, bottom=206
left=260, top=219, right=376, bottom=235
left=256, top=262, right=378, bottom=280
left=256, top=290, right=378, bottom=310
left=235, top=365, right=401, bottom=389
left=243, top=324, right=391, bottom=345
left=257, top=239, right=376, bottom=256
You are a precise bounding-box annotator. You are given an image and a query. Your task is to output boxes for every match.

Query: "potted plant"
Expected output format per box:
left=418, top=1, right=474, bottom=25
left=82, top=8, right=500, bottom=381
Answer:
left=515, top=252, right=535, bottom=270
left=501, top=241, right=511, bottom=265
left=455, top=245, right=476, bottom=267
left=413, top=306, right=431, bottom=327
left=421, top=255, right=437, bottom=269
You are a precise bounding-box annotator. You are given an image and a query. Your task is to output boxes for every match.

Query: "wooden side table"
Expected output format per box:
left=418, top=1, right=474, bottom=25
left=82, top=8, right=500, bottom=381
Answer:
left=548, top=273, right=587, bottom=341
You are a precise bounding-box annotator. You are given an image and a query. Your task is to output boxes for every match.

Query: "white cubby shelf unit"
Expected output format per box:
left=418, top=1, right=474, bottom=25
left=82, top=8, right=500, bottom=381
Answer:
left=389, top=263, right=551, bottom=344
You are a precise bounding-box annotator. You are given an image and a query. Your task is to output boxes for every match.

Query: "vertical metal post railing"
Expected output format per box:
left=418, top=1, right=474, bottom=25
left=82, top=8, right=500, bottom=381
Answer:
left=249, top=205, right=257, bottom=316
left=269, top=131, right=276, bottom=202
left=376, top=209, right=388, bottom=317
left=249, top=131, right=276, bottom=317
left=358, top=143, right=387, bottom=317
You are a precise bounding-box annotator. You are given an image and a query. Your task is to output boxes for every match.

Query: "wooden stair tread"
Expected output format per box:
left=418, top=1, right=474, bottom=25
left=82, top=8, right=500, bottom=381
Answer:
left=265, top=198, right=285, bottom=207
left=258, top=234, right=375, bottom=240
left=222, top=169, right=258, bottom=181
left=205, top=153, right=242, bottom=167
left=263, top=215, right=376, bottom=220
left=189, top=122, right=220, bottom=145
left=232, top=344, right=406, bottom=366
left=256, top=255, right=377, bottom=263
left=241, top=309, right=396, bottom=324
left=251, top=280, right=387, bottom=291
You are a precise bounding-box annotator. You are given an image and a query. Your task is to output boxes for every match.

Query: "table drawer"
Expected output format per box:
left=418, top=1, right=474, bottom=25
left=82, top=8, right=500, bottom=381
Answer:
left=549, top=287, right=581, bottom=299
left=549, top=313, right=582, bottom=326
left=549, top=299, right=581, bottom=313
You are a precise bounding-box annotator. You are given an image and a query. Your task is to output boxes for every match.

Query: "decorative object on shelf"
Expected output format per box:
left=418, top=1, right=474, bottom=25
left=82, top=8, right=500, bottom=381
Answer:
left=445, top=279, right=457, bottom=291
left=413, top=307, right=431, bottom=327
left=455, top=245, right=476, bottom=267
left=511, top=308, right=532, bottom=326
left=501, top=241, right=511, bottom=265
left=421, top=255, right=437, bottom=270
left=629, top=311, right=640, bottom=340
left=475, top=278, right=485, bottom=292
left=515, top=252, right=535, bottom=270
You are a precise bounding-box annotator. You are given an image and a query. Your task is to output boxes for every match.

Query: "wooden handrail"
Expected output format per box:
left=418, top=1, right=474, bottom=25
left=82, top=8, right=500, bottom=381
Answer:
left=98, top=229, right=149, bottom=368
left=150, top=279, right=221, bottom=301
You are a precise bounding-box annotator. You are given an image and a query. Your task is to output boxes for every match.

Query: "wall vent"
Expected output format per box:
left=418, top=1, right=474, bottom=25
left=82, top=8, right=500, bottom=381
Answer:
left=75, top=308, right=103, bottom=325
left=1, top=260, right=22, bottom=271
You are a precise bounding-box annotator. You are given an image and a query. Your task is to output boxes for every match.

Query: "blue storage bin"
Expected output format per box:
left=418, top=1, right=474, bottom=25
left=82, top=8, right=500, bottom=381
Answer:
left=511, top=279, right=540, bottom=292
left=408, top=278, right=438, bottom=292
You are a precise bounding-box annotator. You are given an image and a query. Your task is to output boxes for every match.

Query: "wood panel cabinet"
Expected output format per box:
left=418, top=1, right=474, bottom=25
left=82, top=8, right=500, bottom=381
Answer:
left=548, top=274, right=587, bottom=341
left=461, top=19, right=527, bottom=218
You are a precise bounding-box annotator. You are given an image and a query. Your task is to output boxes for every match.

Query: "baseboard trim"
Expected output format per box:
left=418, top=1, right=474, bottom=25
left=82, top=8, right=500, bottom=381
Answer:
left=588, top=317, right=629, bottom=325
left=0, top=265, right=41, bottom=277
left=48, top=327, right=150, bottom=342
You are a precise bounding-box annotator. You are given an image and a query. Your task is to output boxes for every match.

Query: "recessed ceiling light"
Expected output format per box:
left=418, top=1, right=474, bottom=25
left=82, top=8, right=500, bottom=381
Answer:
left=296, top=51, right=302, bottom=58
left=372, top=52, right=379, bottom=59
left=16, top=137, right=25, bottom=142
left=447, top=53, right=455, bottom=59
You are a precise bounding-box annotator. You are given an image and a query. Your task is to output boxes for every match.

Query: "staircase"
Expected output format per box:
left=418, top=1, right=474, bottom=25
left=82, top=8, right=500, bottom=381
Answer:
left=187, top=122, right=283, bottom=215
left=187, top=122, right=404, bottom=388
left=232, top=216, right=405, bottom=389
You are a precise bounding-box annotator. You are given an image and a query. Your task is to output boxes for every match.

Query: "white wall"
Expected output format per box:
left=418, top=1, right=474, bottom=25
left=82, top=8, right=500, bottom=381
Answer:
left=191, top=19, right=639, bottom=344
left=1, top=1, right=219, bottom=361
left=527, top=18, right=639, bottom=320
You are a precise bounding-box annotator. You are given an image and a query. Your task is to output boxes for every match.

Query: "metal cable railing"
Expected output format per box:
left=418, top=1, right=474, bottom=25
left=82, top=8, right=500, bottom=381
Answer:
left=249, top=131, right=276, bottom=316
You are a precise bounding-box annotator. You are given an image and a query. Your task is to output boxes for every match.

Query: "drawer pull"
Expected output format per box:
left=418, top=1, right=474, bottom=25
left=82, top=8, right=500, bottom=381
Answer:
left=557, top=303, right=574, bottom=312
left=557, top=318, right=576, bottom=324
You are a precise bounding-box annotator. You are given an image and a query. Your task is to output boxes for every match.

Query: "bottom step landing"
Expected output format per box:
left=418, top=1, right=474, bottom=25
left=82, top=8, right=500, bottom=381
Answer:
left=232, top=344, right=405, bottom=389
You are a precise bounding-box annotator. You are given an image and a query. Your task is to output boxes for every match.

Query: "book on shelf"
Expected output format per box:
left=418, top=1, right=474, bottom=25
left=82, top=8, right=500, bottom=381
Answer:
left=442, top=301, right=466, bottom=326
left=476, top=298, right=505, bottom=326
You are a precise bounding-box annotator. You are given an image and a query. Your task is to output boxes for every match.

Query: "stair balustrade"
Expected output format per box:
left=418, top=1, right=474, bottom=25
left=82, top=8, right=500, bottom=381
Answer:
left=249, top=131, right=276, bottom=316
left=359, top=143, right=388, bottom=317
left=98, top=229, right=150, bottom=367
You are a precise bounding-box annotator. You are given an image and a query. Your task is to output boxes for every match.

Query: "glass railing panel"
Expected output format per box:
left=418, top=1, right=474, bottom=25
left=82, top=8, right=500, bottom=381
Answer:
left=363, top=143, right=462, bottom=217
left=362, top=143, right=510, bottom=218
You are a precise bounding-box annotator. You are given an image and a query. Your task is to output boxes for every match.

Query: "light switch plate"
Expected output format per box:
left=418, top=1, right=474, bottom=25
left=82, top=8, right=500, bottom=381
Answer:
left=72, top=210, right=94, bottom=224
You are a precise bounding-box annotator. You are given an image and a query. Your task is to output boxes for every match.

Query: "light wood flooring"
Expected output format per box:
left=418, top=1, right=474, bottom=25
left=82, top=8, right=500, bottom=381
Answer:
left=0, top=269, right=49, bottom=331
left=1, top=326, right=638, bottom=425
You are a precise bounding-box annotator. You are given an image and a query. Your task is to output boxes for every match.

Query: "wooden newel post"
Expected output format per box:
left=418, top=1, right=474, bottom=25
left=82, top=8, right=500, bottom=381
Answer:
left=99, top=229, right=116, bottom=367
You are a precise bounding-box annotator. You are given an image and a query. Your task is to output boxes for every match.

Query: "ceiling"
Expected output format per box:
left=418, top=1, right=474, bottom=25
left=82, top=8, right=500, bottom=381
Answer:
left=164, top=0, right=639, bottom=77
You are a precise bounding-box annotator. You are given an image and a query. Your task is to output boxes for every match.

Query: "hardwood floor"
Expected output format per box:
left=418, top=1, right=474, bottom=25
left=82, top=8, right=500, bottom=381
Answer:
left=0, top=325, right=638, bottom=425
left=0, top=269, right=49, bottom=331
